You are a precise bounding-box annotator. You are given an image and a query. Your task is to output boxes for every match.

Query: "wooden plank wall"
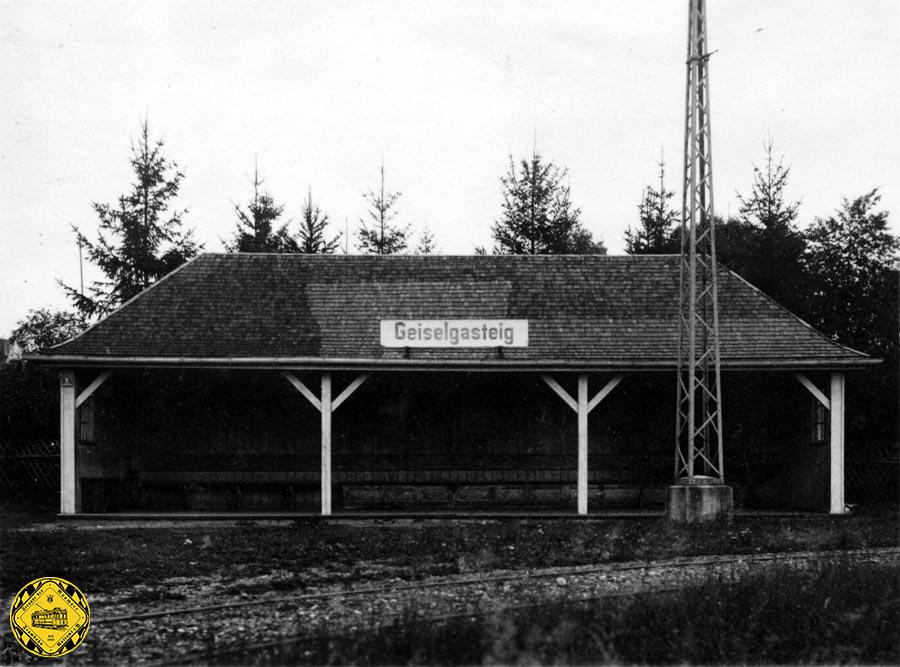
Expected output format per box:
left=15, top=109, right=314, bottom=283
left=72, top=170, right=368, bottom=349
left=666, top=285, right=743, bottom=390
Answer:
left=81, top=369, right=814, bottom=511
left=93, top=371, right=670, bottom=480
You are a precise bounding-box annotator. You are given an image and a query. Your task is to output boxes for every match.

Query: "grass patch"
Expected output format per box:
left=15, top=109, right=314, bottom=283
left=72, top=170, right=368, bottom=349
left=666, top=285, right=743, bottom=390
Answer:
left=1, top=513, right=897, bottom=599
left=248, top=561, right=900, bottom=665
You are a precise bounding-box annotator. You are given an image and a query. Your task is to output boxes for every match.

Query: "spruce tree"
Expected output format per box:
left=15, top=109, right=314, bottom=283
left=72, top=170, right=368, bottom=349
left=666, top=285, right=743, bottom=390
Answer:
left=414, top=224, right=437, bottom=255
left=625, top=159, right=680, bottom=254
left=297, top=188, right=341, bottom=254
left=731, top=139, right=807, bottom=313
left=737, top=139, right=800, bottom=232
left=356, top=163, right=409, bottom=254
left=61, top=119, right=199, bottom=318
left=226, top=166, right=294, bottom=253
left=491, top=151, right=604, bottom=254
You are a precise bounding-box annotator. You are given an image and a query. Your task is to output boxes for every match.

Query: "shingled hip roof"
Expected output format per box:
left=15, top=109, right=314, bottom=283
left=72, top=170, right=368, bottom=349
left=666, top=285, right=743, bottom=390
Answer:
left=37, top=253, right=872, bottom=370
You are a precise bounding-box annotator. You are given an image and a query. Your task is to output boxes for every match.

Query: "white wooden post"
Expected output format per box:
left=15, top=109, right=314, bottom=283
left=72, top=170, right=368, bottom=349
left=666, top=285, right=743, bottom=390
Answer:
left=541, top=374, right=623, bottom=516
left=76, top=372, right=110, bottom=408
left=321, top=373, right=332, bottom=516
left=283, top=372, right=368, bottom=517
left=794, top=373, right=830, bottom=410
left=577, top=374, right=588, bottom=515
left=829, top=372, right=845, bottom=514
left=60, top=371, right=76, bottom=514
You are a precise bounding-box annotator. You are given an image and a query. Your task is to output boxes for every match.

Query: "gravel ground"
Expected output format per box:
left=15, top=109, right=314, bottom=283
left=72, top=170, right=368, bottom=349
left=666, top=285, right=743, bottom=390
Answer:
left=48, top=546, right=899, bottom=665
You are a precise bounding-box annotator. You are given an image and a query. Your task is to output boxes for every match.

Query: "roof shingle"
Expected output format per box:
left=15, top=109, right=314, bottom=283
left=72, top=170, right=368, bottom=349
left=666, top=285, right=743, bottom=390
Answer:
left=42, top=253, right=869, bottom=369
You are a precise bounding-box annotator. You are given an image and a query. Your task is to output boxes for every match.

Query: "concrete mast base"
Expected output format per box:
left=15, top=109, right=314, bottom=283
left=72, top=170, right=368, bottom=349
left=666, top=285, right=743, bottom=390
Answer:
left=666, top=483, right=733, bottom=523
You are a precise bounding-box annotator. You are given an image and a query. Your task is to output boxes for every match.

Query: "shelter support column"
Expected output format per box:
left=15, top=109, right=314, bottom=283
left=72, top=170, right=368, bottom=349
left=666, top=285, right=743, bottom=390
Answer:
left=60, top=371, right=76, bottom=514
left=321, top=374, right=332, bottom=515
left=60, top=371, right=110, bottom=514
left=577, top=376, right=588, bottom=515
left=795, top=372, right=846, bottom=514
left=541, top=374, right=623, bottom=516
left=829, top=372, right=845, bottom=514
left=283, top=372, right=370, bottom=516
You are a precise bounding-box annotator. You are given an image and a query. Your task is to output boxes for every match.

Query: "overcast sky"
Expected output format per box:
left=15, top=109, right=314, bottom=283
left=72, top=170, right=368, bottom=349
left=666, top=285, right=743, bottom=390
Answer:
left=2, top=0, right=898, bottom=335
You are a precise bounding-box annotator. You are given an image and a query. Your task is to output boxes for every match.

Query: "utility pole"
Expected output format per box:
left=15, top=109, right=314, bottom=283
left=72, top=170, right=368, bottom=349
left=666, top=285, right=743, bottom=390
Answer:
left=78, top=235, right=84, bottom=297
left=668, top=0, right=732, bottom=522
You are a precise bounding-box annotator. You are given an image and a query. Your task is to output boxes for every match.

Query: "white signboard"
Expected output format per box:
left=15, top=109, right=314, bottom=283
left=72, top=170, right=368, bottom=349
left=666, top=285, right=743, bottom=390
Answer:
left=380, top=319, right=529, bottom=348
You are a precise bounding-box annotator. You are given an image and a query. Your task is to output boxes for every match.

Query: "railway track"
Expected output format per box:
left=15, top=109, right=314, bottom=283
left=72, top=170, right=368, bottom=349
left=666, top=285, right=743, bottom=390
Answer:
left=79, top=547, right=900, bottom=665
left=95, top=545, right=900, bottom=625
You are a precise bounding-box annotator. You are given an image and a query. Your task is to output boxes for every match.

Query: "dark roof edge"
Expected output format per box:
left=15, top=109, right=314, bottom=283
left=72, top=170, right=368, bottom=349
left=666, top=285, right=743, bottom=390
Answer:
left=24, top=354, right=881, bottom=371
left=195, top=252, right=684, bottom=258
left=44, top=254, right=206, bottom=354
left=719, top=264, right=870, bottom=359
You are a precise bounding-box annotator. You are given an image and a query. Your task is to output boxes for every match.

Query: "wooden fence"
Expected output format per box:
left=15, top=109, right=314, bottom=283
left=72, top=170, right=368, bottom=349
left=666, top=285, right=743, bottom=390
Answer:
left=0, top=439, right=59, bottom=506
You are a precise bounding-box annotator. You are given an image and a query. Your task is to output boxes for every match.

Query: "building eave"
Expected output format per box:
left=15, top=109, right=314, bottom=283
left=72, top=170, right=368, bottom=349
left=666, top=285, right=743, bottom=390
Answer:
left=25, top=354, right=880, bottom=372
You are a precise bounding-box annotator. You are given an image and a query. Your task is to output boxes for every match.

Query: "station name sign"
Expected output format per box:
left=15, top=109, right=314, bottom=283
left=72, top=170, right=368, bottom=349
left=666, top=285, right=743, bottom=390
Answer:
left=380, top=320, right=529, bottom=348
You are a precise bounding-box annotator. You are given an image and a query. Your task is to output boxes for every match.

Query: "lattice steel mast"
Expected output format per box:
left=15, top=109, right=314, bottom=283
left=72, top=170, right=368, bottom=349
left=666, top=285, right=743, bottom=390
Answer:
left=675, top=0, right=724, bottom=483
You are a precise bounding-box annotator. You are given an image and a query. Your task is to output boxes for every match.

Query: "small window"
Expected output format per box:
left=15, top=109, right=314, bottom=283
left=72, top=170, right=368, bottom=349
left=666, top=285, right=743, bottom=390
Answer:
left=79, top=396, right=95, bottom=443
left=811, top=400, right=827, bottom=444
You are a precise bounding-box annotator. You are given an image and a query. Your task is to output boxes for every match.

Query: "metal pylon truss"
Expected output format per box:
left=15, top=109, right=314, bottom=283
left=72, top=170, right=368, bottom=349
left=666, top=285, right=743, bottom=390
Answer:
left=675, top=0, right=724, bottom=483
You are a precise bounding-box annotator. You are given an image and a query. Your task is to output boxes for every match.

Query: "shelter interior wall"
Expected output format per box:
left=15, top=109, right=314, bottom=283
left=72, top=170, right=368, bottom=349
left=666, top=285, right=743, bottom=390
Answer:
left=74, top=369, right=824, bottom=511
left=725, top=372, right=829, bottom=511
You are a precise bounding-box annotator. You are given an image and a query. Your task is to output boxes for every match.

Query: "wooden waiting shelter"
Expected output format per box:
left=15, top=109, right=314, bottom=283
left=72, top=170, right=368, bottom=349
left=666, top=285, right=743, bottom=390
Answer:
left=33, top=254, right=875, bottom=517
